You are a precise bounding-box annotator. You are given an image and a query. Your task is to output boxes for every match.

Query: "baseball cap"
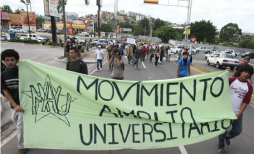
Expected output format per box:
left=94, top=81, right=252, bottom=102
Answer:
left=244, top=56, right=250, bottom=59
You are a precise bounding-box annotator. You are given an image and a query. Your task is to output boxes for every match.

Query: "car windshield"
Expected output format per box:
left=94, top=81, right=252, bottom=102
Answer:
left=221, top=54, right=234, bottom=58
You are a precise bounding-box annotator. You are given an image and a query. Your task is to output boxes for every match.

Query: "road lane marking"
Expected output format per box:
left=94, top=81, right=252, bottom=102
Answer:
left=1, top=130, right=17, bottom=147
left=90, top=60, right=107, bottom=75
left=142, top=61, right=146, bottom=69
left=179, top=145, right=188, bottom=154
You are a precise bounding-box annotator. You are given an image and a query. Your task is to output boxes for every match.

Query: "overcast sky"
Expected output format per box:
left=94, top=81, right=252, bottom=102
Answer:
left=1, top=0, right=254, bottom=33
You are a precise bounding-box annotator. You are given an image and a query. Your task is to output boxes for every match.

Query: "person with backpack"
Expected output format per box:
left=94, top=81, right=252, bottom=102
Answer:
left=177, top=52, right=191, bottom=78
left=66, top=47, right=88, bottom=75
left=135, top=46, right=143, bottom=70
left=217, top=64, right=253, bottom=154
left=109, top=48, right=124, bottom=80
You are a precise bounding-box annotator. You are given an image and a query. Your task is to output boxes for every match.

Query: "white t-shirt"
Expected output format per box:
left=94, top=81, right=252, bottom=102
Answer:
left=96, top=49, right=104, bottom=59
left=168, top=49, right=172, bottom=55
left=229, top=77, right=252, bottom=114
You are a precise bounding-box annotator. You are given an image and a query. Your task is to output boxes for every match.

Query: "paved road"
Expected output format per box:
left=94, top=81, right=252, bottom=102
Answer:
left=1, top=44, right=254, bottom=154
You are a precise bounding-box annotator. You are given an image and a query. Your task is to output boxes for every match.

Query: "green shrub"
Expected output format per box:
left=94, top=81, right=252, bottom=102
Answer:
left=239, top=40, right=251, bottom=48
left=8, top=38, right=22, bottom=42
left=22, top=40, right=39, bottom=43
left=41, top=41, right=46, bottom=45
left=57, top=43, right=61, bottom=46
left=48, top=42, right=53, bottom=45
left=246, top=42, right=254, bottom=49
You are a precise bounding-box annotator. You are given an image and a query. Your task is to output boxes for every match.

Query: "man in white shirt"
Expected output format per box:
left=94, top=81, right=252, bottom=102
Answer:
left=167, top=47, right=172, bottom=62
left=95, top=45, right=104, bottom=72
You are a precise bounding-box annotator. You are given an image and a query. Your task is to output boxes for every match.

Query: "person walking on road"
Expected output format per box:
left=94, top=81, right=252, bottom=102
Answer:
left=177, top=52, right=191, bottom=78
left=95, top=45, right=104, bottom=72
left=167, top=47, right=172, bottom=62
left=217, top=64, right=253, bottom=154
left=142, top=45, right=147, bottom=62
left=126, top=44, right=133, bottom=65
left=109, top=48, right=124, bottom=80
left=232, top=56, right=253, bottom=84
left=1, top=49, right=28, bottom=154
left=148, top=46, right=154, bottom=62
left=154, top=49, right=160, bottom=67
left=66, top=47, right=88, bottom=75
left=107, top=45, right=113, bottom=71
left=86, top=41, right=89, bottom=51
left=135, top=46, right=143, bottom=70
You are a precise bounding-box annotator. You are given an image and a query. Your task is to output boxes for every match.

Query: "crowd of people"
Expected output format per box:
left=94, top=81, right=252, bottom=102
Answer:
left=1, top=40, right=254, bottom=154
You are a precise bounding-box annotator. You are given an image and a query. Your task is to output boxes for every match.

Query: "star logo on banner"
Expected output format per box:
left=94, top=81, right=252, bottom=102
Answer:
left=22, top=75, right=76, bottom=127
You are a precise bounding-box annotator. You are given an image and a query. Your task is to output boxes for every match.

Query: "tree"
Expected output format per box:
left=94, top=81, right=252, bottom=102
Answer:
left=101, top=23, right=113, bottom=32
left=153, top=18, right=166, bottom=30
left=190, top=20, right=217, bottom=44
left=246, top=42, right=254, bottom=49
left=36, top=16, right=45, bottom=28
left=238, top=40, right=251, bottom=48
left=219, top=23, right=242, bottom=43
left=175, top=28, right=185, bottom=41
left=139, top=18, right=150, bottom=36
left=1, top=5, right=13, bottom=13
left=14, top=8, right=24, bottom=14
left=241, top=35, right=253, bottom=41
left=133, top=25, right=144, bottom=36
left=154, top=26, right=178, bottom=42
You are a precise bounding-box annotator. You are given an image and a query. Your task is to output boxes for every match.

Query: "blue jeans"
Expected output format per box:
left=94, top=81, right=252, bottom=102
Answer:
left=97, top=59, right=102, bottom=70
left=149, top=53, right=152, bottom=62
left=137, top=58, right=141, bottom=69
left=178, top=54, right=181, bottom=61
left=168, top=55, right=171, bottom=62
left=87, top=46, right=89, bottom=51
left=218, top=114, right=243, bottom=149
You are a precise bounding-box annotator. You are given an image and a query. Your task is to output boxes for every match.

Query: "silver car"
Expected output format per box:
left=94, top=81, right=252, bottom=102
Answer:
left=96, top=39, right=108, bottom=48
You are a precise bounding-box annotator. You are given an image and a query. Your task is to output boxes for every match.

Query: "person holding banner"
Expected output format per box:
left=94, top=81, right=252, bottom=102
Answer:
left=109, top=48, right=124, bottom=80
left=218, top=64, right=253, bottom=154
left=1, top=49, right=28, bottom=154
left=177, top=52, right=191, bottom=78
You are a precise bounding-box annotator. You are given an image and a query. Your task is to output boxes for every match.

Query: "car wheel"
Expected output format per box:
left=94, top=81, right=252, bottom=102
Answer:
left=207, top=51, right=210, bottom=54
left=216, top=62, right=221, bottom=68
left=196, top=50, right=199, bottom=53
left=207, top=60, right=210, bottom=65
left=205, top=56, right=207, bottom=60
left=192, top=51, right=194, bottom=54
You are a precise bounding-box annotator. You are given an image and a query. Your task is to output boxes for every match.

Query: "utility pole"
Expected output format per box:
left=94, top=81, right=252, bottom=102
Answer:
left=62, top=0, right=67, bottom=57
left=97, top=0, right=102, bottom=38
left=21, top=0, right=31, bottom=39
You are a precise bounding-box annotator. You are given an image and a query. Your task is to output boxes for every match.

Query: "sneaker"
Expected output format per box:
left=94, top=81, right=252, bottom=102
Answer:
left=225, top=138, right=230, bottom=145
left=18, top=149, right=28, bottom=154
left=218, top=149, right=225, bottom=154
left=97, top=70, right=99, bottom=72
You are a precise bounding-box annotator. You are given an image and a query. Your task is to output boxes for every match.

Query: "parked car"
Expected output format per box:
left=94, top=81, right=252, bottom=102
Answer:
left=17, top=34, right=28, bottom=39
left=26, top=34, right=46, bottom=42
left=47, top=29, right=51, bottom=33
left=172, top=45, right=184, bottom=54
left=221, top=49, right=237, bottom=57
left=241, top=52, right=254, bottom=58
left=56, top=30, right=64, bottom=35
left=1, top=35, right=7, bottom=41
left=96, top=39, right=108, bottom=48
left=196, top=46, right=214, bottom=54
left=187, top=45, right=197, bottom=54
left=207, top=53, right=239, bottom=70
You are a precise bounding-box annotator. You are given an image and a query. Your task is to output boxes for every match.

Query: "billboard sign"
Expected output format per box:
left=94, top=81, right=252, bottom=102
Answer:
left=49, top=0, right=59, bottom=17
left=43, top=0, right=50, bottom=16
left=20, top=11, right=36, bottom=31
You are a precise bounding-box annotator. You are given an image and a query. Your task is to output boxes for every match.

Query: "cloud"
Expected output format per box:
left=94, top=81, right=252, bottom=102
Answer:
left=1, top=0, right=253, bottom=32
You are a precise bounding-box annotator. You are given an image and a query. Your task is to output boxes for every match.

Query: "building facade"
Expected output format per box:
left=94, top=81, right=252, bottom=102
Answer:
left=114, top=0, right=118, bottom=14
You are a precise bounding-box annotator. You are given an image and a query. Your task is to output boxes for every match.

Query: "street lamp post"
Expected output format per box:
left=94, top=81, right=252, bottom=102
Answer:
left=21, top=0, right=31, bottom=39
